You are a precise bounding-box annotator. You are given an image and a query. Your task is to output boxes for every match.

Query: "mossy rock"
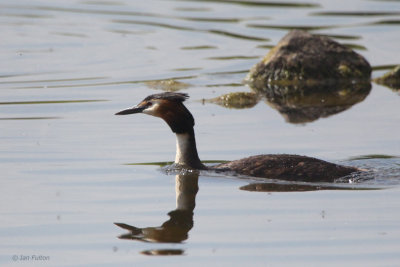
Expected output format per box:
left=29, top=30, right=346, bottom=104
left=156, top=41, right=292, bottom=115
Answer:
left=245, top=30, right=371, bottom=89
left=373, top=65, right=400, bottom=90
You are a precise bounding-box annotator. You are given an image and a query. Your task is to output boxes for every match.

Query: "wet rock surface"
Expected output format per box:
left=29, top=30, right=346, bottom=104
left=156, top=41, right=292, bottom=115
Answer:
left=245, top=30, right=372, bottom=88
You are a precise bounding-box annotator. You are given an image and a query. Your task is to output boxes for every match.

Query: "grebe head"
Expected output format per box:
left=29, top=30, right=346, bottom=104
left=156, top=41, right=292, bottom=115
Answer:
left=115, top=92, right=195, bottom=134
left=116, top=92, right=204, bottom=169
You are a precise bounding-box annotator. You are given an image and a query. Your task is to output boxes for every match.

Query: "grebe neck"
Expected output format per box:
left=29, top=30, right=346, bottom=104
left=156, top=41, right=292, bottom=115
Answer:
left=175, top=128, right=206, bottom=170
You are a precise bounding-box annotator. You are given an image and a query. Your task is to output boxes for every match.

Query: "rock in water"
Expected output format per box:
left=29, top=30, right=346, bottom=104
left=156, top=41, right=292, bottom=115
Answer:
left=245, top=30, right=371, bottom=88
left=373, top=65, right=400, bottom=90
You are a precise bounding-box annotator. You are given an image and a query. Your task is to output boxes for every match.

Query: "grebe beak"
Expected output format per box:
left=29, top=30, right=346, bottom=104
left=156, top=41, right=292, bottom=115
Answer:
left=115, top=105, right=145, bottom=115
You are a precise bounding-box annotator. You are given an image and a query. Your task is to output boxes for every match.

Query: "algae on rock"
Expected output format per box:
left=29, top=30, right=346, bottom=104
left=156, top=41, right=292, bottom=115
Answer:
left=245, top=30, right=371, bottom=89
left=373, top=65, right=400, bottom=90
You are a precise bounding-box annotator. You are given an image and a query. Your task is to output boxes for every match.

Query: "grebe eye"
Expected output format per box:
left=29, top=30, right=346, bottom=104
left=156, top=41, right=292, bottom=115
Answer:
left=146, top=102, right=153, bottom=107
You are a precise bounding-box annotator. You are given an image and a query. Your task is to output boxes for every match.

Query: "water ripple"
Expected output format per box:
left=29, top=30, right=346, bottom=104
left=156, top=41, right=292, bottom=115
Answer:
left=175, top=0, right=320, bottom=8
left=0, top=100, right=106, bottom=105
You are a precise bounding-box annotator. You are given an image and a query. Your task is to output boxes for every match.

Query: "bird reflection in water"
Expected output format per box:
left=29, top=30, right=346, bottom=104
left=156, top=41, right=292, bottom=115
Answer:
left=114, top=169, right=377, bottom=255
left=115, top=171, right=199, bottom=256
left=240, top=182, right=378, bottom=192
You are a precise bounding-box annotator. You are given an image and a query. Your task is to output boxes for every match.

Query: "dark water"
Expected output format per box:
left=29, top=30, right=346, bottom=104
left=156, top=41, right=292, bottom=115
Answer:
left=1, top=0, right=400, bottom=266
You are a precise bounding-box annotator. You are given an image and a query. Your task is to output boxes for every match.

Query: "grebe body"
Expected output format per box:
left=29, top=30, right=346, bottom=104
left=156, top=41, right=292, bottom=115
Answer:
left=116, top=92, right=358, bottom=182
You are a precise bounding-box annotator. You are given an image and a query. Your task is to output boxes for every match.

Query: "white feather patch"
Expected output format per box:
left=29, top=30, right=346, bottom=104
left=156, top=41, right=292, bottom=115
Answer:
left=142, top=101, right=161, bottom=116
left=175, top=133, right=190, bottom=164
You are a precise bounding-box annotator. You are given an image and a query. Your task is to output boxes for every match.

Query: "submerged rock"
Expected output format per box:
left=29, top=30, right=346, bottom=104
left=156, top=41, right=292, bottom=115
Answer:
left=146, top=79, right=190, bottom=91
left=373, top=65, right=400, bottom=90
left=245, top=30, right=371, bottom=88
left=206, top=92, right=260, bottom=109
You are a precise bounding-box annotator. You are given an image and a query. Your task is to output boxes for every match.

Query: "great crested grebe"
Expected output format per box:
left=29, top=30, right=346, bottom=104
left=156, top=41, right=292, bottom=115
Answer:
left=115, top=92, right=359, bottom=182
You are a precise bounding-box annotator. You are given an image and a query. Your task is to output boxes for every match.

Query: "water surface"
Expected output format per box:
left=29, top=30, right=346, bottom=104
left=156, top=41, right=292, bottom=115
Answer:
left=1, top=0, right=400, bottom=266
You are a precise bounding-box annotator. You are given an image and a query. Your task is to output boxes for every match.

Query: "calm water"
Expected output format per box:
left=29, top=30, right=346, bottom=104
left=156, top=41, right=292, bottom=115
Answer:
left=1, top=0, right=400, bottom=266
